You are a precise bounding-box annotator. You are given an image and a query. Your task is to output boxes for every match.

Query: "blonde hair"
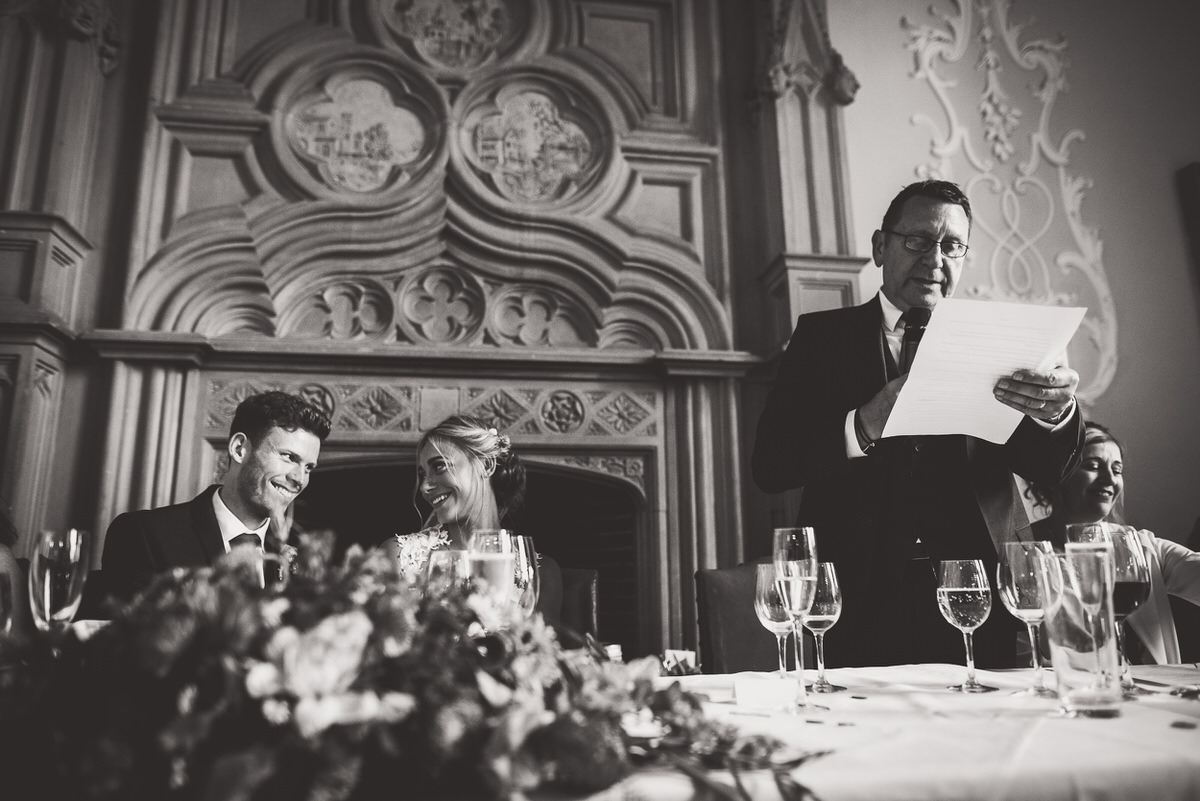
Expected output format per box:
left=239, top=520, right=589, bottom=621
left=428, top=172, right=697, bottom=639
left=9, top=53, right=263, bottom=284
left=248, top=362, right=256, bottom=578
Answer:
left=413, top=415, right=526, bottom=528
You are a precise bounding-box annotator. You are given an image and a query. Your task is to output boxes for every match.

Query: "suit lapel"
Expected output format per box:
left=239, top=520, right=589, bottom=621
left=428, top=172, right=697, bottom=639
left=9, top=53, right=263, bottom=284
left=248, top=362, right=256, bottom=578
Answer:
left=190, top=485, right=229, bottom=565
left=847, top=296, right=890, bottom=403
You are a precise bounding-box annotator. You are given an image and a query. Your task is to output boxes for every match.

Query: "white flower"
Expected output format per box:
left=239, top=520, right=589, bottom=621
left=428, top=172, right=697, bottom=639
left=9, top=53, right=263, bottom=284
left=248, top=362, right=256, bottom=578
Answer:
left=245, top=661, right=283, bottom=698
left=272, top=610, right=373, bottom=698
left=293, top=691, right=415, bottom=738
left=261, top=698, right=291, bottom=726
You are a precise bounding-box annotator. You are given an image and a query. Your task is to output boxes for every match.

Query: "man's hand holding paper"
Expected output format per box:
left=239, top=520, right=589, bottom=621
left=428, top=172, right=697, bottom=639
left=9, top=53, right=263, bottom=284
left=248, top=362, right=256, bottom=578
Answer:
left=880, top=298, right=1086, bottom=444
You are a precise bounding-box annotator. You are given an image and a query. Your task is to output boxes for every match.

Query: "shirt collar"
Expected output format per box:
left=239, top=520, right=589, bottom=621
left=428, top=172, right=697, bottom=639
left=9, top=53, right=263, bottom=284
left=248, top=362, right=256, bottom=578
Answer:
left=878, top=292, right=905, bottom=333
left=212, top=488, right=269, bottom=551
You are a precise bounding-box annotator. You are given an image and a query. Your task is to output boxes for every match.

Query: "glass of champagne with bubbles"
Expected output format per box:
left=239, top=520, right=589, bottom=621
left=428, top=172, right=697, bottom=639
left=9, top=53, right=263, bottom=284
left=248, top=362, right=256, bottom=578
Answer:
left=803, top=562, right=845, bottom=693
left=754, top=563, right=793, bottom=678
left=937, top=558, right=998, bottom=693
left=772, top=527, right=818, bottom=708
left=997, top=541, right=1056, bottom=697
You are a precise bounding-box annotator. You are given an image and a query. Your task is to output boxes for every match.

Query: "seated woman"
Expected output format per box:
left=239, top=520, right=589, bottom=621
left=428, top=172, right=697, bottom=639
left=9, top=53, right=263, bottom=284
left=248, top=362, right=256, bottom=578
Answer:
left=1028, top=421, right=1200, bottom=663
left=384, top=415, right=525, bottom=580
left=0, top=502, right=30, bottom=637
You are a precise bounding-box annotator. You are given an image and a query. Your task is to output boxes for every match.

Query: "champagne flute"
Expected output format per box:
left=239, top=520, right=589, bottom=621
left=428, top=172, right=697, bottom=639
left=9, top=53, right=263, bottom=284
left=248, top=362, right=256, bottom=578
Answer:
left=773, top=527, right=818, bottom=708
left=803, top=562, right=845, bottom=693
left=28, top=528, right=91, bottom=636
left=467, top=530, right=516, bottom=619
left=1107, top=525, right=1151, bottom=697
left=937, top=558, right=997, bottom=693
left=753, top=563, right=793, bottom=679
left=512, top=535, right=540, bottom=618
left=997, top=541, right=1056, bottom=697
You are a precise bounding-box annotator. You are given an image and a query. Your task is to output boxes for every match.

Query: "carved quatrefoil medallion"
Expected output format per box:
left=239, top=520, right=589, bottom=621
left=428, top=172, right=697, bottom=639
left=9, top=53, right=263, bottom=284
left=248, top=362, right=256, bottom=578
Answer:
left=397, top=266, right=486, bottom=345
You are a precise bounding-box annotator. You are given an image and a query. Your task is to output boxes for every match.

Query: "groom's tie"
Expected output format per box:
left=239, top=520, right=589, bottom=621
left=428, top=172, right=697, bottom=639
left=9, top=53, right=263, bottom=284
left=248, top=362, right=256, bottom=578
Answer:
left=900, top=306, right=932, bottom=374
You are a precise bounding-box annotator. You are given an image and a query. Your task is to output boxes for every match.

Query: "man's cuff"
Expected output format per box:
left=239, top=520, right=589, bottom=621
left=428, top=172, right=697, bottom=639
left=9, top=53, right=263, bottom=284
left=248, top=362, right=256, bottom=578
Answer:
left=1033, top=397, right=1077, bottom=430
left=845, top=410, right=868, bottom=458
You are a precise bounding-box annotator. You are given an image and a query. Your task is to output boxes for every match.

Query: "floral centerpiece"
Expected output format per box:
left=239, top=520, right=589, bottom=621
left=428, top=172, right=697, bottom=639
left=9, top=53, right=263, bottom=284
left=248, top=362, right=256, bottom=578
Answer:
left=0, top=532, right=821, bottom=801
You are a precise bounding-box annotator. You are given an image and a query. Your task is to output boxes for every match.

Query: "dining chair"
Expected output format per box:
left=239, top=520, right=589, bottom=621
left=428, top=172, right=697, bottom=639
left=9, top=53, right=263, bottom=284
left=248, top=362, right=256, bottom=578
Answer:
left=695, top=560, right=811, bottom=674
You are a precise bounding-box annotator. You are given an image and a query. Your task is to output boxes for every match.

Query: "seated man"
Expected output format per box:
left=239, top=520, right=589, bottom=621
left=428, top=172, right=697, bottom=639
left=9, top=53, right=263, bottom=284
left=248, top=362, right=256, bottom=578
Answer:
left=102, top=390, right=331, bottom=602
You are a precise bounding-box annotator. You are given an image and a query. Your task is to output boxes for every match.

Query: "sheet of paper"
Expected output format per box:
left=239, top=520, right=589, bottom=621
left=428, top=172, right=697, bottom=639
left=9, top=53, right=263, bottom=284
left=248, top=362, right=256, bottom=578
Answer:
left=881, top=298, right=1086, bottom=444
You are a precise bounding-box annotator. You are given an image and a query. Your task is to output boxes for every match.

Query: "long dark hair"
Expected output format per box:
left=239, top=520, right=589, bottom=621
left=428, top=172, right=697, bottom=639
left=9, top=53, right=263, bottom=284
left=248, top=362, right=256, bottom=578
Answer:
left=1026, top=421, right=1126, bottom=524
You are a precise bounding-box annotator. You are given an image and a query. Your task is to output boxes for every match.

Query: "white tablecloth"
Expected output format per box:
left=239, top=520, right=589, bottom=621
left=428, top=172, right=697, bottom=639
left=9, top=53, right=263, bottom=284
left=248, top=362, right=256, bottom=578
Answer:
left=597, top=663, right=1200, bottom=801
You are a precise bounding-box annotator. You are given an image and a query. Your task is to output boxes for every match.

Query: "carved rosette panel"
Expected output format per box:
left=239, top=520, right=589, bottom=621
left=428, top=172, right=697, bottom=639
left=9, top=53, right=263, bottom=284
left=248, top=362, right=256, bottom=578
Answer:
left=464, top=386, right=656, bottom=438
left=276, top=63, right=448, bottom=201
left=902, top=0, right=1115, bottom=404
left=455, top=76, right=610, bottom=207
left=365, top=0, right=538, bottom=76
left=396, top=266, right=487, bottom=345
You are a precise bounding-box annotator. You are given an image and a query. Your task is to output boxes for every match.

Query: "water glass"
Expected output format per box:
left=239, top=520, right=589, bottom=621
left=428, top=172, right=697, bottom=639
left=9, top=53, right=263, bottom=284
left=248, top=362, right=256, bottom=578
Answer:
left=424, top=549, right=470, bottom=598
left=937, top=558, right=997, bottom=693
left=1037, top=549, right=1121, bottom=717
left=997, top=541, right=1056, bottom=697
left=512, top=535, right=540, bottom=618
left=28, top=528, right=91, bottom=634
left=753, top=563, right=793, bottom=678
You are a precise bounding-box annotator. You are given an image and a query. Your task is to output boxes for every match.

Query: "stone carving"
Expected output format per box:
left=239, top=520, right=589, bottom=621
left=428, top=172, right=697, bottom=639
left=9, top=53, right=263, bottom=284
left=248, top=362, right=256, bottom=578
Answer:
left=380, top=0, right=515, bottom=71
left=288, top=78, right=429, bottom=194
left=347, top=387, right=411, bottom=430
left=461, top=86, right=600, bottom=204
left=903, top=0, right=1115, bottom=404
left=540, top=390, right=585, bottom=434
left=398, top=266, right=486, bottom=345
left=284, top=280, right=395, bottom=341
left=490, top=287, right=592, bottom=347
left=471, top=389, right=529, bottom=432
left=537, top=453, right=647, bottom=496
left=763, top=0, right=858, bottom=105
left=596, top=393, right=650, bottom=435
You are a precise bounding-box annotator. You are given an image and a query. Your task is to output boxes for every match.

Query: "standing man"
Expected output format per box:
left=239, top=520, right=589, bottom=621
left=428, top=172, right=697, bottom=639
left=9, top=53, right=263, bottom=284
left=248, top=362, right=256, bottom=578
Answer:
left=103, top=390, right=331, bottom=602
left=752, top=180, right=1084, bottom=668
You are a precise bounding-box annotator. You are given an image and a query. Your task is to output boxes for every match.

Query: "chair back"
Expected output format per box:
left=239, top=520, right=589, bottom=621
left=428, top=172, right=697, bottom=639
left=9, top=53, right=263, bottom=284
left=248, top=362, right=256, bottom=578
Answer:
left=695, top=562, right=808, bottom=674
left=561, top=567, right=599, bottom=638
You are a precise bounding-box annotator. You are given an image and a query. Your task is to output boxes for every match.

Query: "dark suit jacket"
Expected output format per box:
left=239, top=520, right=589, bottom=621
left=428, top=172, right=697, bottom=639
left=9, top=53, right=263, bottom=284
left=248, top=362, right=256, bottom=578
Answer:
left=752, top=296, right=1084, bottom=666
left=102, top=485, right=230, bottom=602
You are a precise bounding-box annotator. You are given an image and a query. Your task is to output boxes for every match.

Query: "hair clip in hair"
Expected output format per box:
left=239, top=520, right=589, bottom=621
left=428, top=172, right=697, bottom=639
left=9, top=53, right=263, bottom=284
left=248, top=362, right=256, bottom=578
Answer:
left=488, top=427, right=497, bottom=436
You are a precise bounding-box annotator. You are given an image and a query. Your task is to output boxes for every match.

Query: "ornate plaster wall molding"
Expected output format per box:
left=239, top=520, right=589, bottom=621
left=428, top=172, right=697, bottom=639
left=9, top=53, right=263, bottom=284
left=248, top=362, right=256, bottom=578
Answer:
left=902, top=0, right=1115, bottom=404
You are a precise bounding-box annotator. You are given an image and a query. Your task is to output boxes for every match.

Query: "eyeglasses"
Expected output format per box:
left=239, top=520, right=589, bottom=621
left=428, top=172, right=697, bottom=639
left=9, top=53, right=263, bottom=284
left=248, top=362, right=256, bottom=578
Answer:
left=884, top=230, right=969, bottom=259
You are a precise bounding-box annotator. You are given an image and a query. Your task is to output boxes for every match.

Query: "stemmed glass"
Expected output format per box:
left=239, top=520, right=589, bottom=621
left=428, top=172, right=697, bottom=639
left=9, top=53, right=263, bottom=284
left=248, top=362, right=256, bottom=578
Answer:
left=753, top=563, right=793, bottom=678
left=0, top=573, right=13, bottom=635
left=1106, top=525, right=1151, bottom=697
left=511, top=535, right=541, bottom=618
left=772, top=527, right=818, bottom=708
left=937, top=558, right=997, bottom=693
left=997, top=541, right=1056, bottom=697
left=803, top=563, right=845, bottom=693
left=28, top=528, right=91, bottom=636
left=467, top=530, right=516, bottom=618
left=424, top=549, right=470, bottom=599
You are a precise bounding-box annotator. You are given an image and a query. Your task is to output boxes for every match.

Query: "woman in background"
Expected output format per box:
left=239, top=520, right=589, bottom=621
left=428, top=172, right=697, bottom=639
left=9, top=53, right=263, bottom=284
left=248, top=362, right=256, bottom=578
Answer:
left=1029, top=421, right=1200, bottom=663
left=0, top=503, right=30, bottom=637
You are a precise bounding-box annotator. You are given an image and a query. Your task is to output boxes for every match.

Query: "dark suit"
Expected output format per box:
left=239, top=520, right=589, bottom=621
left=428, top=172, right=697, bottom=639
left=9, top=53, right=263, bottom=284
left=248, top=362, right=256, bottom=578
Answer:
left=102, top=485, right=279, bottom=603
left=752, top=296, right=1083, bottom=667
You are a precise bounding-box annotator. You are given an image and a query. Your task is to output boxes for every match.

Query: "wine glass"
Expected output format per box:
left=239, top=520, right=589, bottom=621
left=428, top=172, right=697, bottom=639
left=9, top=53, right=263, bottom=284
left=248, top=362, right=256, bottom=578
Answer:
left=773, top=527, right=818, bottom=708
left=1107, top=525, right=1151, bottom=697
left=28, top=528, right=91, bottom=635
left=803, top=562, right=845, bottom=693
left=0, top=573, right=12, bottom=635
left=424, top=549, right=470, bottom=599
left=512, top=535, right=540, bottom=618
left=997, top=541, right=1056, bottom=697
left=753, top=563, right=793, bottom=679
left=937, top=558, right=997, bottom=693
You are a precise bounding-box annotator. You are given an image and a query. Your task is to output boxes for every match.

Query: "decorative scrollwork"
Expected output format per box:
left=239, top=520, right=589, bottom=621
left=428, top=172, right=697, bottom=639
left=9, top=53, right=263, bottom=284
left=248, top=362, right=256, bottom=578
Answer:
left=903, top=0, right=1115, bottom=404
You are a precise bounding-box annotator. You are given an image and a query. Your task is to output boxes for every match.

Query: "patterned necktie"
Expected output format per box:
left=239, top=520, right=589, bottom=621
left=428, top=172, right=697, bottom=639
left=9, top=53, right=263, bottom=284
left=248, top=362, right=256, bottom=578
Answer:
left=230, top=532, right=262, bottom=550
left=900, top=306, right=932, bottom=374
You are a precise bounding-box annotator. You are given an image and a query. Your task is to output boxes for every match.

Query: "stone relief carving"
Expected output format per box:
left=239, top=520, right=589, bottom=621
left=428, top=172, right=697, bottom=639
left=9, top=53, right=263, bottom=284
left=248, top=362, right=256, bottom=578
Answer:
left=763, top=0, right=858, bottom=104
left=903, top=0, right=1115, bottom=404
left=534, top=453, right=647, bottom=496
left=459, top=82, right=603, bottom=204
left=287, top=77, right=431, bottom=194
left=490, top=286, right=592, bottom=347
left=205, top=379, right=659, bottom=443
left=379, top=0, right=517, bottom=71
left=397, top=266, right=487, bottom=345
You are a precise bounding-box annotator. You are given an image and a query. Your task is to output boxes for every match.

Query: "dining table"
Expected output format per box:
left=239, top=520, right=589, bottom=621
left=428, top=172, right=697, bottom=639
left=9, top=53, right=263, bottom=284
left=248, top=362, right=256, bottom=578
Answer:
left=588, top=662, right=1200, bottom=801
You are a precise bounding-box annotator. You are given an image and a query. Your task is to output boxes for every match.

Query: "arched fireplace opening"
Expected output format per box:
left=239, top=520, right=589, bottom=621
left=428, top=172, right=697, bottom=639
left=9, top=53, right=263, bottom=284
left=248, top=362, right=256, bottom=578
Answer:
left=295, top=462, right=642, bottom=657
